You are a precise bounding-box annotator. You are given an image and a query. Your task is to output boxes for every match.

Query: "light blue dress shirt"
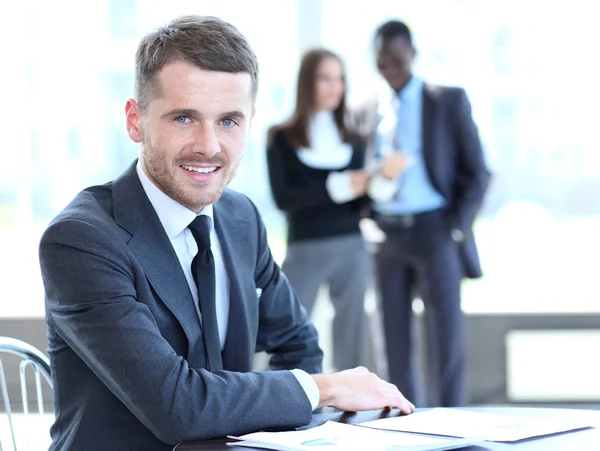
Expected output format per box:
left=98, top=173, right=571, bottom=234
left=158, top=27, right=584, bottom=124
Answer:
left=373, top=77, right=446, bottom=216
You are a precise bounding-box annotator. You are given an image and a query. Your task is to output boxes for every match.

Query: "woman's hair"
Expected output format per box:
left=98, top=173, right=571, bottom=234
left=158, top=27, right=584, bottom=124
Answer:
left=279, top=48, right=353, bottom=149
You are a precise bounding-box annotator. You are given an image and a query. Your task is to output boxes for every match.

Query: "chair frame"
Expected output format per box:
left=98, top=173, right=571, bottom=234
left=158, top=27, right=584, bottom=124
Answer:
left=0, top=337, right=52, bottom=451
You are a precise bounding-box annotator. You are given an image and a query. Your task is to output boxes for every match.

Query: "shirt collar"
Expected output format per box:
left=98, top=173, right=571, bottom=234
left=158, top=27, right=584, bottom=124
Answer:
left=377, top=76, right=424, bottom=117
left=136, top=160, right=214, bottom=240
left=396, top=75, right=424, bottom=103
left=311, top=110, right=335, bottom=125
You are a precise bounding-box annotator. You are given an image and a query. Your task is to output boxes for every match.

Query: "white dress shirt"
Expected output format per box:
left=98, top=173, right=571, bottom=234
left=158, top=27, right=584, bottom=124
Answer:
left=297, top=111, right=359, bottom=204
left=135, top=162, right=319, bottom=409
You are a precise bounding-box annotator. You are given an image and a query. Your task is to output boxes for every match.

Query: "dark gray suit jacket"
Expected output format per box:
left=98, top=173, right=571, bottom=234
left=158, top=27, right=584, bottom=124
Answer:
left=353, top=83, right=491, bottom=278
left=39, top=161, right=323, bottom=450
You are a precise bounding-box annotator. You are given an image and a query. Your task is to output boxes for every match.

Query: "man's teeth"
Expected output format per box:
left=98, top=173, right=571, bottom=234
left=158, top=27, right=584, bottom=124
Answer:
left=182, top=165, right=217, bottom=174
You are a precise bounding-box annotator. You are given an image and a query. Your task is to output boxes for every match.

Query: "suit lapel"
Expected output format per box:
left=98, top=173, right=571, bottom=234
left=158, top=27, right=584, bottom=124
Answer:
left=213, top=194, right=254, bottom=372
left=422, top=85, right=436, bottom=171
left=112, top=162, right=202, bottom=360
left=421, top=85, right=443, bottom=193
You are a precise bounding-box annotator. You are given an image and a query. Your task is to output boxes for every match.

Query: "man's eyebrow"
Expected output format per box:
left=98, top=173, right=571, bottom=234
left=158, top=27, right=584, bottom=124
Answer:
left=160, top=108, right=247, bottom=120
left=220, top=110, right=246, bottom=120
left=160, top=108, right=199, bottom=119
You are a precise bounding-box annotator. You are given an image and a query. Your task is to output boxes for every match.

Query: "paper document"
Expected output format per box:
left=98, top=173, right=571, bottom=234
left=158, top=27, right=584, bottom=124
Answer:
left=227, top=420, right=481, bottom=451
left=359, top=408, right=594, bottom=442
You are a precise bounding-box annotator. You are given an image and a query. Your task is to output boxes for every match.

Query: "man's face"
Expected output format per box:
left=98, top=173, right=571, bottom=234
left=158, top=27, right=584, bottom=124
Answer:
left=376, top=36, right=415, bottom=92
left=126, top=61, right=255, bottom=212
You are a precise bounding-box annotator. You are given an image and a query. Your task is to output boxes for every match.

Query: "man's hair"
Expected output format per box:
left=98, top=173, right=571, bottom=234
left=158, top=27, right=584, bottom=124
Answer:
left=134, top=15, right=259, bottom=111
left=374, top=20, right=413, bottom=45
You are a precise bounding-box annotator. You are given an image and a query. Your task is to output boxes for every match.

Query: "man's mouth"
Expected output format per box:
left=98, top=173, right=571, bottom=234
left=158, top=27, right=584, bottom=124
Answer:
left=180, top=165, right=219, bottom=174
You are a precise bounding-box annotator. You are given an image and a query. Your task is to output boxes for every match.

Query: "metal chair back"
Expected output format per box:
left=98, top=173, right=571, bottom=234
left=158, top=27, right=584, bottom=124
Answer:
left=0, top=337, right=52, bottom=451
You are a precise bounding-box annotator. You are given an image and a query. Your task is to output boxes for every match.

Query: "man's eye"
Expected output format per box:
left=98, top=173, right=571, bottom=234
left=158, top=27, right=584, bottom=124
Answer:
left=175, top=116, right=190, bottom=123
left=221, top=118, right=236, bottom=127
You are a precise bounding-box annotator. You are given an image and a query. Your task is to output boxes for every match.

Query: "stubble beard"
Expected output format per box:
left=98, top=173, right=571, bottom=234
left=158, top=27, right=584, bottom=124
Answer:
left=141, top=136, right=240, bottom=212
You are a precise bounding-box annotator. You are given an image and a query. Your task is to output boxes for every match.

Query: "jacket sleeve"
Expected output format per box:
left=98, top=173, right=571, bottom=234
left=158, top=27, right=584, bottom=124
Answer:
left=266, top=128, right=340, bottom=211
left=248, top=199, right=324, bottom=373
left=40, top=218, right=313, bottom=445
left=450, top=88, right=492, bottom=233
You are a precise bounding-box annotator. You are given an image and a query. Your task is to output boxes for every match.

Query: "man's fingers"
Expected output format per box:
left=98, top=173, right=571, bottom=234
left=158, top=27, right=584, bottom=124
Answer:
left=400, top=404, right=413, bottom=414
left=393, top=395, right=414, bottom=414
left=331, top=368, right=416, bottom=414
left=384, top=383, right=415, bottom=414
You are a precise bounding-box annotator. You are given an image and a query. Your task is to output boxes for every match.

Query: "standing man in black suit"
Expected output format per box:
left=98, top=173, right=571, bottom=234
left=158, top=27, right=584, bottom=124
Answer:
left=355, top=20, right=491, bottom=407
left=39, top=15, right=414, bottom=451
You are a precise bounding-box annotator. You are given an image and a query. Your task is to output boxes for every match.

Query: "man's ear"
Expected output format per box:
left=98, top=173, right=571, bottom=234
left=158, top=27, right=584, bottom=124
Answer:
left=125, top=99, right=143, bottom=143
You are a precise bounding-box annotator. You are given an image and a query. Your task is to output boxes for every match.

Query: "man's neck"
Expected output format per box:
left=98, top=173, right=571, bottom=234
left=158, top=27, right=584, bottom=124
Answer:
left=394, top=74, right=413, bottom=94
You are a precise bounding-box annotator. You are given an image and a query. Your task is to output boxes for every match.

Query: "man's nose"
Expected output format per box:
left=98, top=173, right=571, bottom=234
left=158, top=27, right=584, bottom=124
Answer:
left=193, top=124, right=220, bottom=157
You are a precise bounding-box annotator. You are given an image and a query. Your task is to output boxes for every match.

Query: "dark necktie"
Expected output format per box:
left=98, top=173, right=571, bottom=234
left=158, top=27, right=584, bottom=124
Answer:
left=188, top=215, right=223, bottom=371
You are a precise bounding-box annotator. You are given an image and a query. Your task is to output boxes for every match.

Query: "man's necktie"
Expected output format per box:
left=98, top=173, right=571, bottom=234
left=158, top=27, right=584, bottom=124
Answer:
left=188, top=215, right=223, bottom=371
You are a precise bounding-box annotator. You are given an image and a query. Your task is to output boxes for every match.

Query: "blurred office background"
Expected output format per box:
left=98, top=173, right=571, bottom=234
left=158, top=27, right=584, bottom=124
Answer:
left=1, top=0, right=599, bottom=426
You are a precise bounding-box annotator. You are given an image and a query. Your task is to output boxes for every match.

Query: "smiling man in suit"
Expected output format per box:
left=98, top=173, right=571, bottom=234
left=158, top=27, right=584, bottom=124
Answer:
left=39, top=15, right=414, bottom=451
left=355, top=20, right=491, bottom=408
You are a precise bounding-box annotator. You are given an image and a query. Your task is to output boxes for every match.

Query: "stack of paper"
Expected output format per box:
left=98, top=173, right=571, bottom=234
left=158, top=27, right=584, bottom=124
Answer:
left=227, top=420, right=481, bottom=451
left=358, top=408, right=594, bottom=442
left=227, top=408, right=595, bottom=450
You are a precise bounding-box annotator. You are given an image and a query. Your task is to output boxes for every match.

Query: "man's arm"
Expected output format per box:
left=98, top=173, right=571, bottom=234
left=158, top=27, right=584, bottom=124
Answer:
left=451, top=88, right=492, bottom=234
left=250, top=199, right=323, bottom=374
left=248, top=198, right=415, bottom=415
left=367, top=152, right=411, bottom=202
left=40, top=218, right=313, bottom=444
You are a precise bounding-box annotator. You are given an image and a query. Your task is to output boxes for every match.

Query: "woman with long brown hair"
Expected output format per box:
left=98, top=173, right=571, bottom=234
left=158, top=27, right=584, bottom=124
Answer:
left=266, top=48, right=371, bottom=371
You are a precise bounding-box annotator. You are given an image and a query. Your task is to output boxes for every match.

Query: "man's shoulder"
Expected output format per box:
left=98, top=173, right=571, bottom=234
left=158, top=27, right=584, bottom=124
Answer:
left=424, top=82, right=466, bottom=103
left=49, top=182, right=114, bottom=228
left=46, top=161, right=146, bottom=234
left=217, top=189, right=257, bottom=215
left=219, top=188, right=249, bottom=204
left=39, top=181, right=126, bottom=252
left=215, top=189, right=263, bottom=236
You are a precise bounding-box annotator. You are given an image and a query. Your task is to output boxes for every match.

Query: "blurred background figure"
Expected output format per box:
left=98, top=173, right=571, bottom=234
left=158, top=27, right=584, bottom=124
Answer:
left=266, top=48, right=371, bottom=371
left=353, top=20, right=491, bottom=406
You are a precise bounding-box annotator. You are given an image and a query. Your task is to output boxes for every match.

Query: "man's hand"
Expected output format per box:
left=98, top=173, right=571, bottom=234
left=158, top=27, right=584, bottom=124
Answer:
left=311, top=366, right=415, bottom=414
left=348, top=170, right=371, bottom=196
left=380, top=152, right=409, bottom=180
